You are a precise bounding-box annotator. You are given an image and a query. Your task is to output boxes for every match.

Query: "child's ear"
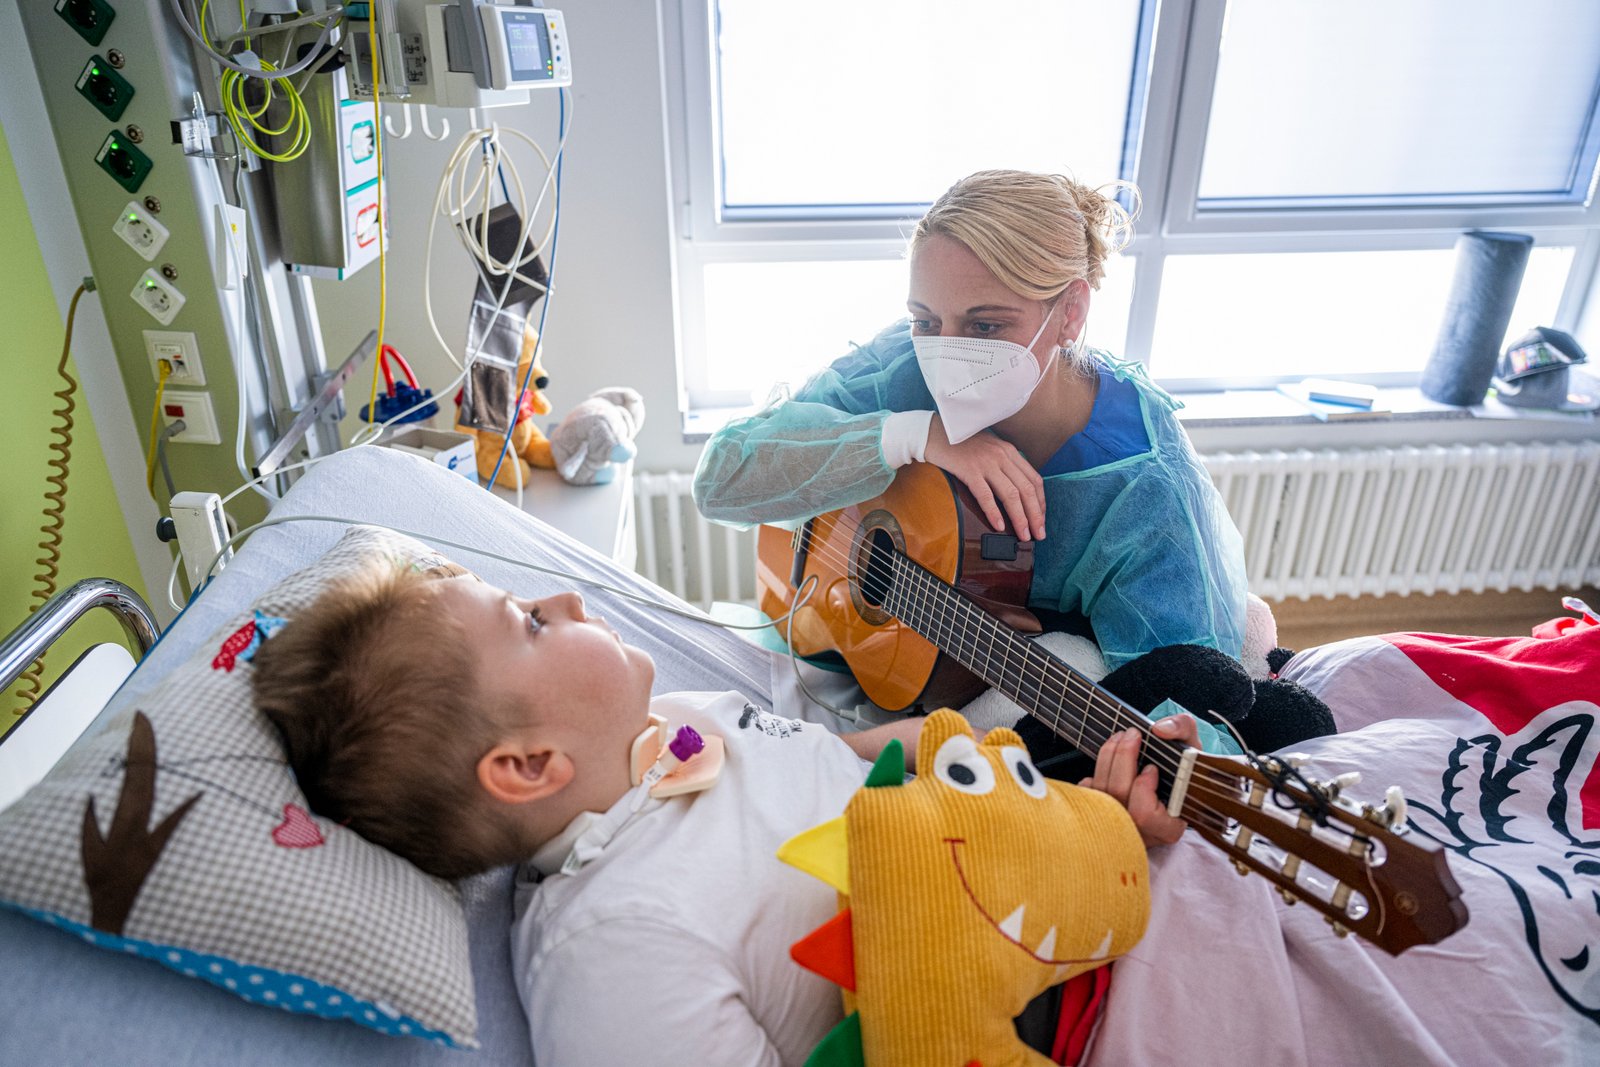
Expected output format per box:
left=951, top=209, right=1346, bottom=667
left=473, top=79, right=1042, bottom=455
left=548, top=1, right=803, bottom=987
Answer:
left=478, top=741, right=574, bottom=805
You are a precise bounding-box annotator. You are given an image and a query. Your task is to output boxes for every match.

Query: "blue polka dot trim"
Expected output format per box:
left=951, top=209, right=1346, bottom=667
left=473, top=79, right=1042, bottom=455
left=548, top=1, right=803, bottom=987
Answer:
left=6, top=902, right=460, bottom=1047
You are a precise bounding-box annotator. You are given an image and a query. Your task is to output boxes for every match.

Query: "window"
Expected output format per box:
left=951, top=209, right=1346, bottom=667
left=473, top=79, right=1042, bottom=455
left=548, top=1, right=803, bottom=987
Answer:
left=666, top=0, right=1600, bottom=412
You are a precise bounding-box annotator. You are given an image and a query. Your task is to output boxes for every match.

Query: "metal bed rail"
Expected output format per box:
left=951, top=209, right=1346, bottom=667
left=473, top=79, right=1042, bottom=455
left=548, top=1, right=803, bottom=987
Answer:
left=0, top=579, right=160, bottom=700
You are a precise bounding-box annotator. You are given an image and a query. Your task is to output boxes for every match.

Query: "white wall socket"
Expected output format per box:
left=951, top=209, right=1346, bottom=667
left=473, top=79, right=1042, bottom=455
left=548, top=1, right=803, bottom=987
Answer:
left=144, top=330, right=205, bottom=386
left=160, top=390, right=221, bottom=445
left=131, top=268, right=186, bottom=325
left=112, top=200, right=171, bottom=262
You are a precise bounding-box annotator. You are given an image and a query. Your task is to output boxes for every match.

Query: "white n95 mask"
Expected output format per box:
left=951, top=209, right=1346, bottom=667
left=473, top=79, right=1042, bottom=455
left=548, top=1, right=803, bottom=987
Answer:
left=912, top=302, right=1060, bottom=444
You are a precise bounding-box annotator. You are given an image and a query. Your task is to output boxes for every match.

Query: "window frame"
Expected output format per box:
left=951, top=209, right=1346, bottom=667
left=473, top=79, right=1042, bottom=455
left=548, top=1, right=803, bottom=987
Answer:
left=664, top=0, right=1600, bottom=411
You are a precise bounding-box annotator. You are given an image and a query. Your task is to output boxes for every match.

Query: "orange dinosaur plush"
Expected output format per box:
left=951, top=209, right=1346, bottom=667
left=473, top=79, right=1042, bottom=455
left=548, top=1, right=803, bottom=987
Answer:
left=454, top=321, right=556, bottom=488
left=780, top=710, right=1150, bottom=1067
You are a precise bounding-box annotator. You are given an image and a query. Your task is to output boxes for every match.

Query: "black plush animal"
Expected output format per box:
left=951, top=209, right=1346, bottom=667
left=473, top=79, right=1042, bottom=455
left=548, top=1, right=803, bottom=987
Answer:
left=1016, top=637, right=1336, bottom=781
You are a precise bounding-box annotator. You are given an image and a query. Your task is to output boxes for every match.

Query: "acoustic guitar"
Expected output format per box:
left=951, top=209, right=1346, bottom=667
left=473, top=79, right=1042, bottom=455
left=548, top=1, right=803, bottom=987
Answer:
left=756, top=462, right=1468, bottom=955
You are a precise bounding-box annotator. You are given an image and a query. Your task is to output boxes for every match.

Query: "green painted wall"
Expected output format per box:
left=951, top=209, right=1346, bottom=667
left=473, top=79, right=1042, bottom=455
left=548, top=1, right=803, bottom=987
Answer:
left=1, top=118, right=147, bottom=732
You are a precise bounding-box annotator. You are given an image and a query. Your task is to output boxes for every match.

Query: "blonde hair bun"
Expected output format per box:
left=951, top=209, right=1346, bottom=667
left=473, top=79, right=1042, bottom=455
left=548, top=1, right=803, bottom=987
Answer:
left=914, top=169, right=1141, bottom=296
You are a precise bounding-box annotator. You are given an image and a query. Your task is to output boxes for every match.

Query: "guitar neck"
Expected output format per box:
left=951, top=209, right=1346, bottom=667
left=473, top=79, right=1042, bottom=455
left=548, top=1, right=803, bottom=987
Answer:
left=882, top=552, right=1176, bottom=766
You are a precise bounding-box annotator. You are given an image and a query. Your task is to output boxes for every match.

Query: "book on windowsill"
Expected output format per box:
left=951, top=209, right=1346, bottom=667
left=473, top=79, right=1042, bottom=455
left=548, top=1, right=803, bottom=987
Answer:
left=1276, top=380, right=1392, bottom=421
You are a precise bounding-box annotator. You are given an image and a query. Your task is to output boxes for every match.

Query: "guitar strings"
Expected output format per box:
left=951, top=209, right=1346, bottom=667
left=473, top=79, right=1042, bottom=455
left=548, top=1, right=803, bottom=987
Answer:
left=788, top=519, right=1369, bottom=836
left=779, top=515, right=1157, bottom=750
left=779, top=520, right=1386, bottom=930
left=787, top=522, right=1186, bottom=774
left=782, top=517, right=1200, bottom=781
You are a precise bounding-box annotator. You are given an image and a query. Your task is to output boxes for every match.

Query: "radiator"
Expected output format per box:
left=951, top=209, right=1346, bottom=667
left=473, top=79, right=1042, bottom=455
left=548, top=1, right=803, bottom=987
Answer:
left=633, top=472, right=760, bottom=608
left=635, top=442, right=1600, bottom=606
left=1207, top=442, right=1600, bottom=600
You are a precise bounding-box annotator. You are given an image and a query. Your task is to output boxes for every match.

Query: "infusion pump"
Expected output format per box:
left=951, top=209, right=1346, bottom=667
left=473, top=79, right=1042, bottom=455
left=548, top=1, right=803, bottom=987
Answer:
left=355, top=0, right=570, bottom=109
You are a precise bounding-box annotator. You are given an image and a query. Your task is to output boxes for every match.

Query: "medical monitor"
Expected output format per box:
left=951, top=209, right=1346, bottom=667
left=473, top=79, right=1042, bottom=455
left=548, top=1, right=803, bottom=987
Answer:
left=480, top=6, right=571, bottom=89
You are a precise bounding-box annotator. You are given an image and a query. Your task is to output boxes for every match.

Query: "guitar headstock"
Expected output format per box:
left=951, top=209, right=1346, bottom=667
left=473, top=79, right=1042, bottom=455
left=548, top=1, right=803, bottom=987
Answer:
left=1184, top=750, right=1468, bottom=956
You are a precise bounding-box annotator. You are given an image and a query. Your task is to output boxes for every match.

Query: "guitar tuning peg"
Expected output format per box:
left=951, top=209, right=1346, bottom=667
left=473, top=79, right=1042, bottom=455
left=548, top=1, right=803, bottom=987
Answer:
left=1383, top=786, right=1407, bottom=828
left=1280, top=752, right=1310, bottom=769
left=1327, top=919, right=1351, bottom=938
left=1279, top=888, right=1299, bottom=906
left=1326, top=770, right=1362, bottom=799
left=1232, top=859, right=1251, bottom=877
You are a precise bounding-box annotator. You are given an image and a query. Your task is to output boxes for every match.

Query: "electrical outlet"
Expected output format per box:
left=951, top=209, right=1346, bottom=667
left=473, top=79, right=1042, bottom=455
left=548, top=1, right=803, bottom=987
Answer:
left=160, top=390, right=221, bottom=445
left=131, top=268, right=185, bottom=325
left=55, top=0, right=116, bottom=46
left=76, top=55, right=135, bottom=122
left=95, top=130, right=153, bottom=194
left=114, top=200, right=170, bottom=261
left=144, top=330, right=204, bottom=386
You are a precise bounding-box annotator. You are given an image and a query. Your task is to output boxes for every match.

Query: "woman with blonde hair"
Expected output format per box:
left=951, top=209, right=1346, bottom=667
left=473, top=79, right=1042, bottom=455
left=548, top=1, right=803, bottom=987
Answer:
left=694, top=169, right=1254, bottom=762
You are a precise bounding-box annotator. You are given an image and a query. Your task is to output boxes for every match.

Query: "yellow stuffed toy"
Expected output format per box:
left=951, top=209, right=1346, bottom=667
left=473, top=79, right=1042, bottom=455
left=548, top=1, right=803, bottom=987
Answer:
left=779, top=710, right=1150, bottom=1067
left=453, top=321, right=557, bottom=488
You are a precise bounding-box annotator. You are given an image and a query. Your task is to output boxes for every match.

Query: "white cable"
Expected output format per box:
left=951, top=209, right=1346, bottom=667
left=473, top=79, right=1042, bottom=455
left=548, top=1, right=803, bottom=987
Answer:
left=218, top=260, right=524, bottom=510
left=189, top=97, right=573, bottom=584
left=167, top=0, right=339, bottom=79
left=424, top=119, right=566, bottom=371
left=182, top=512, right=814, bottom=643
left=217, top=7, right=332, bottom=43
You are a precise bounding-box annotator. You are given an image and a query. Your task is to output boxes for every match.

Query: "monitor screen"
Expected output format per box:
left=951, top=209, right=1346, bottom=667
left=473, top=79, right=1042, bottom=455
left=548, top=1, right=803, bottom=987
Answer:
left=502, top=10, right=554, bottom=83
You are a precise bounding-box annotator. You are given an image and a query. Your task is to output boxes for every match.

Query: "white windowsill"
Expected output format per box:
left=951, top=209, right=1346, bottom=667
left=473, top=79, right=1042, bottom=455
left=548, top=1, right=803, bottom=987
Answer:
left=682, top=387, right=1599, bottom=450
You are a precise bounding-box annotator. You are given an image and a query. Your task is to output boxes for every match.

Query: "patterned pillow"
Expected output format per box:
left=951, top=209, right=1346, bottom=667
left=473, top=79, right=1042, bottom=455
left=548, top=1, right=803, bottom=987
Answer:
left=0, top=526, right=479, bottom=1048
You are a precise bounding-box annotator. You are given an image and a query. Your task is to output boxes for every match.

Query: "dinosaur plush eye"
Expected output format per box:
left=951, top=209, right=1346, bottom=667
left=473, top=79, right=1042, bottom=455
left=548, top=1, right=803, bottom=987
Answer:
left=999, top=746, right=1048, bottom=799
left=932, top=734, right=995, bottom=796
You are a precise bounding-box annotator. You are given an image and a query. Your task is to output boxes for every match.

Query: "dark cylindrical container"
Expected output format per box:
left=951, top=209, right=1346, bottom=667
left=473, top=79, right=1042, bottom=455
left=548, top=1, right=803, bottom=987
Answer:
left=1420, top=231, right=1536, bottom=406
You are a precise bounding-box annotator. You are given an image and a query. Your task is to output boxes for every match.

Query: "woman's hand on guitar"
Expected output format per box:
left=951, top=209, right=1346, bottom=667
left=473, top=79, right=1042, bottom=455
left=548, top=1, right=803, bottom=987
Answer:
left=1082, top=714, right=1200, bottom=848
left=924, top=416, right=1046, bottom=541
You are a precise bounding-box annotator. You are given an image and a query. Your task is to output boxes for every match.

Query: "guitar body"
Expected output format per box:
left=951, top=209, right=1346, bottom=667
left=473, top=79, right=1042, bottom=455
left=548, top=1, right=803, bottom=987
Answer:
left=757, top=462, right=1041, bottom=712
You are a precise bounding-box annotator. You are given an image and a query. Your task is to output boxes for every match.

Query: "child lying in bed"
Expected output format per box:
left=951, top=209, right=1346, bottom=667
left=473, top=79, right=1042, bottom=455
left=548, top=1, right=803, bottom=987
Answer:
left=250, top=562, right=1197, bottom=1065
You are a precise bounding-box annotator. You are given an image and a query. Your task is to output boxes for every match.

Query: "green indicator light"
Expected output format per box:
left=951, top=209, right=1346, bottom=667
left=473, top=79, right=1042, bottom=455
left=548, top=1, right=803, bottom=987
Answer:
left=92, top=67, right=100, bottom=75
left=111, top=141, right=120, bottom=149
left=128, top=214, right=138, bottom=221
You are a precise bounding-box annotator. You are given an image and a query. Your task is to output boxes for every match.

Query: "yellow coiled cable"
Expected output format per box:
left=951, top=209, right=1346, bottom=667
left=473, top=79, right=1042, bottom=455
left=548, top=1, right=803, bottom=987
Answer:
left=14, top=282, right=90, bottom=715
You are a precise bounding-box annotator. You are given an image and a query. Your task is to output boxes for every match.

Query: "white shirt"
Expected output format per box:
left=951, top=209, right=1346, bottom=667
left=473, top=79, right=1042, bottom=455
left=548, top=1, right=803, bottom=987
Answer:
left=511, top=691, right=869, bottom=1066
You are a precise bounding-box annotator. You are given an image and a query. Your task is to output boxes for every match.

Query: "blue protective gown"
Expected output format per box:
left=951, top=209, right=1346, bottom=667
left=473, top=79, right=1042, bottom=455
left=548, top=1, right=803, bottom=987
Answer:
left=693, top=319, right=1248, bottom=668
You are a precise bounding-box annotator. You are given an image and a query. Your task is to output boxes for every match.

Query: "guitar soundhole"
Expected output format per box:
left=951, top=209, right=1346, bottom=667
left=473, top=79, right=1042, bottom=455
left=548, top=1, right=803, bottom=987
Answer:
left=860, top=529, right=896, bottom=608
left=848, top=512, right=904, bottom=626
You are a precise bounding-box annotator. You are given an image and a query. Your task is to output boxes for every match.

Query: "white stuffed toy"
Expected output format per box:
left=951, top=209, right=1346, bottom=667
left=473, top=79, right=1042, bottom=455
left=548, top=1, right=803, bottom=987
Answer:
left=550, top=387, right=646, bottom=485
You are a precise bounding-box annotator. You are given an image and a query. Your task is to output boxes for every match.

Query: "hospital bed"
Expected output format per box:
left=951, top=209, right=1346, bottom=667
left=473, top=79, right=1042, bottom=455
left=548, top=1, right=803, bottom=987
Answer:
left=1, top=446, right=1594, bottom=1064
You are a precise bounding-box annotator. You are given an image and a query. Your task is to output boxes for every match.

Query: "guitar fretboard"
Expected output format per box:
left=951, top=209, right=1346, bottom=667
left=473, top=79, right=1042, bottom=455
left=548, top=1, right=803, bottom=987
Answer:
left=880, top=549, right=1180, bottom=766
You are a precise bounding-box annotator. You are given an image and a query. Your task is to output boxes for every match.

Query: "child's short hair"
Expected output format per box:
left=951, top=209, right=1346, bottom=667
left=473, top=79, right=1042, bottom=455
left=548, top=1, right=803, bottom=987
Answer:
left=251, top=562, right=536, bottom=880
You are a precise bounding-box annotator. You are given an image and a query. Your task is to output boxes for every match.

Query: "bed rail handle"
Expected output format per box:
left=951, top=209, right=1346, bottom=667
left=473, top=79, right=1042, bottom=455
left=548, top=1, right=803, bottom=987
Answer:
left=0, top=579, right=159, bottom=697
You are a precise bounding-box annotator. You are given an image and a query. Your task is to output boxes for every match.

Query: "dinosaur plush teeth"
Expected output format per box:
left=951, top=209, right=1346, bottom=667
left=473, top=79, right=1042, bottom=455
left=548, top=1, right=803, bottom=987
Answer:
left=1089, top=929, right=1114, bottom=960
left=1036, top=927, right=1057, bottom=960
left=999, top=904, right=1026, bottom=942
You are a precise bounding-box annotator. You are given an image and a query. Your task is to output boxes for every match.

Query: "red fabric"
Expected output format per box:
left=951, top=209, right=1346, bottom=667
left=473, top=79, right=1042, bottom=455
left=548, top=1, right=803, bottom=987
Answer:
left=1389, top=621, right=1600, bottom=829
left=1532, top=613, right=1597, bottom=639
left=1051, top=965, right=1112, bottom=1065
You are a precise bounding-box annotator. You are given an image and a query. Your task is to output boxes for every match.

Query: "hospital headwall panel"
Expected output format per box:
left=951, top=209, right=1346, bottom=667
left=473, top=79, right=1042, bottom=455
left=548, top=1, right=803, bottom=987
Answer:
left=18, top=0, right=340, bottom=529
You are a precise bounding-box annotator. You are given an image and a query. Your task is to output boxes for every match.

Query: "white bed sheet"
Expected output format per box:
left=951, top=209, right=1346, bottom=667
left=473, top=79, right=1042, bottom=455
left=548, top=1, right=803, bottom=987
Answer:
left=0, top=446, right=778, bottom=1067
